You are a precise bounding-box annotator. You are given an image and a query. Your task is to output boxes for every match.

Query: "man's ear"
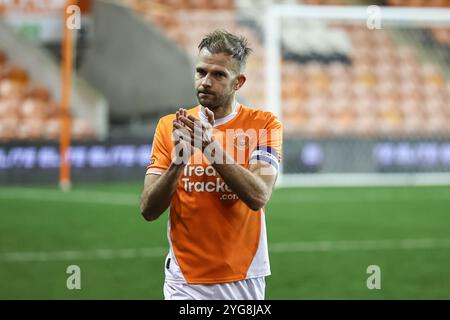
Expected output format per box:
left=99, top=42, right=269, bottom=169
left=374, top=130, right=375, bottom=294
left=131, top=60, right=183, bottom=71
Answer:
left=234, top=74, right=246, bottom=91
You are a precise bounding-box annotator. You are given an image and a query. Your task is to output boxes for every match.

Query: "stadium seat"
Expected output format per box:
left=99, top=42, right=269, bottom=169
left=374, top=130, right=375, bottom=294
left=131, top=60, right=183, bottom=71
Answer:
left=0, top=116, right=19, bottom=140
left=16, top=119, right=45, bottom=140
left=0, top=79, right=26, bottom=99
left=19, top=98, right=48, bottom=119
left=72, top=118, right=96, bottom=140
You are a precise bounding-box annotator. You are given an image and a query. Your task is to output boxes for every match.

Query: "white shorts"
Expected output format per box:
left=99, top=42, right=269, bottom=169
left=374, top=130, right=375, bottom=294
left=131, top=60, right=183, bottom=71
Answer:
left=164, top=277, right=266, bottom=300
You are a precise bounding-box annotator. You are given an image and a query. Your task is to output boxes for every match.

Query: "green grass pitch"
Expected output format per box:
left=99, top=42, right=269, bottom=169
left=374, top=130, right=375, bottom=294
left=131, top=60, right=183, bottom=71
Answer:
left=0, top=183, right=449, bottom=299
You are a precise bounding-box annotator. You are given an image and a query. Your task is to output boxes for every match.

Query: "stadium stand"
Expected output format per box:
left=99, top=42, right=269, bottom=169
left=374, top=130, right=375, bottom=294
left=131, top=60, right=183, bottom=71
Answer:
left=4, top=0, right=444, bottom=141
left=123, top=0, right=449, bottom=138
left=0, top=49, right=96, bottom=141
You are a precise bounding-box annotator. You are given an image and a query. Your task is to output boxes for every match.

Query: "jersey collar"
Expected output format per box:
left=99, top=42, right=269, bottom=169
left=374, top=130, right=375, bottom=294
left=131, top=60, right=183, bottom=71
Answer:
left=198, top=100, right=240, bottom=127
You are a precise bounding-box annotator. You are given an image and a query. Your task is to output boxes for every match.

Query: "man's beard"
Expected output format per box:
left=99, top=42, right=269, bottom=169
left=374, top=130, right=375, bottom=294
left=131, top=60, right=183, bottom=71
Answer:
left=197, top=92, right=222, bottom=109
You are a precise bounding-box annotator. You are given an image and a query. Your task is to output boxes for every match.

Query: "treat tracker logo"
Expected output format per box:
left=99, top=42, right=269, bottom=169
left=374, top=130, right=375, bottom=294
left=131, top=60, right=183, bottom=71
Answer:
left=181, top=164, right=238, bottom=200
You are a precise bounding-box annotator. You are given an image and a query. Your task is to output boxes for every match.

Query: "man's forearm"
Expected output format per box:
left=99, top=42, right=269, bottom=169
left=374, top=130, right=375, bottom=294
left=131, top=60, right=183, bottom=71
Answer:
left=206, top=141, right=270, bottom=211
left=140, top=162, right=184, bottom=221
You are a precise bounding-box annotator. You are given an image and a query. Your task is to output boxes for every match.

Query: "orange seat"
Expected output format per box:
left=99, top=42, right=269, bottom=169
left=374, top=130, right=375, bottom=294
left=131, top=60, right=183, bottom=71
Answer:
left=43, top=118, right=60, bottom=140
left=16, top=119, right=45, bottom=140
left=0, top=116, right=19, bottom=140
left=72, top=118, right=95, bottom=140
left=19, top=98, right=48, bottom=119
left=0, top=79, right=26, bottom=99
left=25, top=86, right=51, bottom=102
left=0, top=98, right=20, bottom=117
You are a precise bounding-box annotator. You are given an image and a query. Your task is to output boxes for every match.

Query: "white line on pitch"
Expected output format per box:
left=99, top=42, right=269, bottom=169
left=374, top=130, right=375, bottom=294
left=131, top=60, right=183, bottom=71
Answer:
left=270, top=238, right=450, bottom=252
left=0, top=188, right=138, bottom=206
left=1, top=238, right=450, bottom=263
left=0, top=188, right=448, bottom=207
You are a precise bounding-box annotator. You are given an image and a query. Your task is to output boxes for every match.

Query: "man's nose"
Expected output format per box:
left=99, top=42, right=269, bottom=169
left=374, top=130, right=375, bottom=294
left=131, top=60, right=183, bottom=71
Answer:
left=201, top=74, right=212, bottom=87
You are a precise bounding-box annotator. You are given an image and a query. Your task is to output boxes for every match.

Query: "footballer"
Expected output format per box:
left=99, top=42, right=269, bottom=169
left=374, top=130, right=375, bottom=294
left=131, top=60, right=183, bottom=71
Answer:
left=140, top=29, right=282, bottom=300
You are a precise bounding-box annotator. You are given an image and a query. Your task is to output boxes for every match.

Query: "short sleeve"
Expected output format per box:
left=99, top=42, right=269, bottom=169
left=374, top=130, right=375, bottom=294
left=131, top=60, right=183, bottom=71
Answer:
left=250, top=115, right=282, bottom=171
left=146, top=119, right=172, bottom=175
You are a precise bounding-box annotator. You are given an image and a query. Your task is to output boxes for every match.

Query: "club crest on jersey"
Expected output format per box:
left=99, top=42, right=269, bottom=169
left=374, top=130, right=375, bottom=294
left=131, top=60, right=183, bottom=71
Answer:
left=233, top=133, right=250, bottom=151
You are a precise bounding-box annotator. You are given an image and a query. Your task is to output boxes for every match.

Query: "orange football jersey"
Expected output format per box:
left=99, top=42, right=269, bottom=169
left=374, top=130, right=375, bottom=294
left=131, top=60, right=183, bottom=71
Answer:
left=146, top=103, right=282, bottom=284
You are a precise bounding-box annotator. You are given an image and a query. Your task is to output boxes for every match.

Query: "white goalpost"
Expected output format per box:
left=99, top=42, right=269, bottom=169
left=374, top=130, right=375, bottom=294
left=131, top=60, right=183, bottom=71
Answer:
left=264, top=4, right=450, bottom=187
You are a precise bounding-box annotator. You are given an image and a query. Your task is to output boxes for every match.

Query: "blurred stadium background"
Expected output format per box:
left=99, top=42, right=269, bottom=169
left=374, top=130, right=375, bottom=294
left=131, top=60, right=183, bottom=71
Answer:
left=0, top=0, right=449, bottom=299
